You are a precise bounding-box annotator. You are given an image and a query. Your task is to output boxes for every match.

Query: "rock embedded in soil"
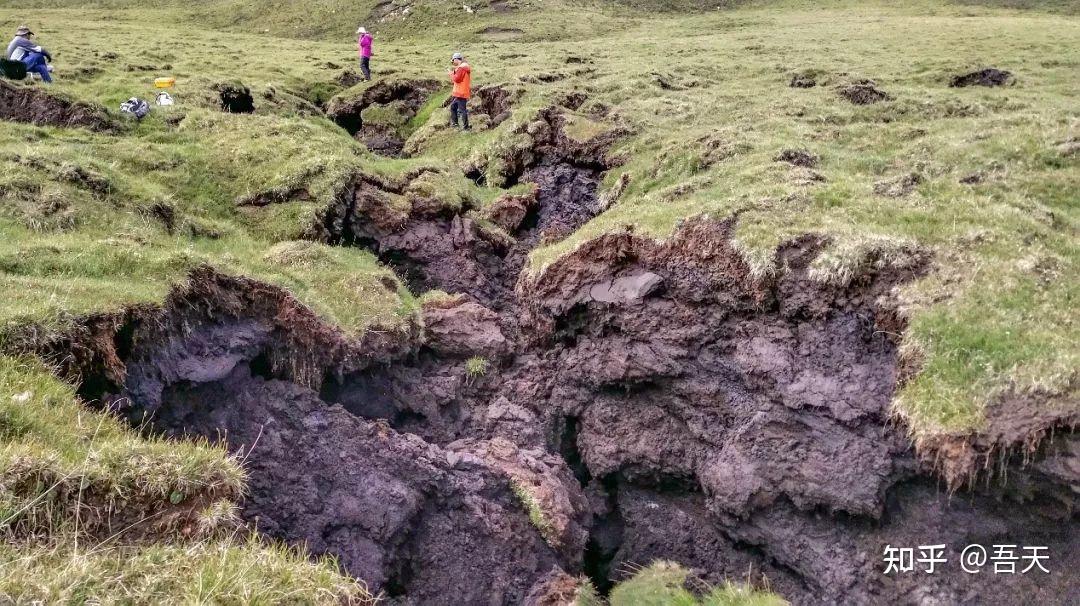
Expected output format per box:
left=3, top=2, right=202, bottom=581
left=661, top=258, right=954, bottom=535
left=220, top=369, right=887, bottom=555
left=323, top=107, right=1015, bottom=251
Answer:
left=586, top=272, right=663, bottom=305
left=484, top=188, right=538, bottom=232
left=421, top=299, right=510, bottom=358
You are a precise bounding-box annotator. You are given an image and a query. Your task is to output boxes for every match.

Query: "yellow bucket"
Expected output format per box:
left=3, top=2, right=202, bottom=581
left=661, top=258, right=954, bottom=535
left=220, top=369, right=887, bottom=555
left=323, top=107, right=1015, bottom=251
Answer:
left=154, top=77, right=176, bottom=89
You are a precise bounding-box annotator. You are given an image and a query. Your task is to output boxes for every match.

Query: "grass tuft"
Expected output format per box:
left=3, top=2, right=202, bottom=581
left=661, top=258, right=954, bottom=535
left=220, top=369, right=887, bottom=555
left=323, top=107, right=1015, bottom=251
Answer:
left=579, top=561, right=787, bottom=606
left=509, top=478, right=556, bottom=546
left=0, top=532, right=373, bottom=605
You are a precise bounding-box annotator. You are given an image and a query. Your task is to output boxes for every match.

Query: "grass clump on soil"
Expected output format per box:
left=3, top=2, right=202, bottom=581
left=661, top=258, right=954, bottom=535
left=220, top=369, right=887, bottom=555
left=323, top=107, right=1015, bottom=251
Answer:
left=577, top=561, right=787, bottom=606
left=0, top=534, right=371, bottom=605
left=465, top=355, right=491, bottom=381
left=405, top=169, right=477, bottom=214
left=510, top=479, right=556, bottom=546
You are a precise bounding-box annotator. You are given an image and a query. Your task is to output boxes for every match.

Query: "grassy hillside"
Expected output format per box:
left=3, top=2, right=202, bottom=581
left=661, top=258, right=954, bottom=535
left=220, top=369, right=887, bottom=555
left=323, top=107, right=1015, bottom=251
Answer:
left=0, top=0, right=1076, bottom=599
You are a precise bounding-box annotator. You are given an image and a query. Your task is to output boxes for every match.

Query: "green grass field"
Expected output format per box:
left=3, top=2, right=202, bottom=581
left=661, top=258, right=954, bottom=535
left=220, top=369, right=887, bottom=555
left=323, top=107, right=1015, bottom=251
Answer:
left=0, top=0, right=1076, bottom=599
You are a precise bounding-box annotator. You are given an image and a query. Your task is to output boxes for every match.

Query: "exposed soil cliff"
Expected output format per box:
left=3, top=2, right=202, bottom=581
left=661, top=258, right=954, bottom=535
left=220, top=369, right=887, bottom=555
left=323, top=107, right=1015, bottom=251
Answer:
left=0, top=80, right=114, bottom=130
left=39, top=106, right=1078, bottom=605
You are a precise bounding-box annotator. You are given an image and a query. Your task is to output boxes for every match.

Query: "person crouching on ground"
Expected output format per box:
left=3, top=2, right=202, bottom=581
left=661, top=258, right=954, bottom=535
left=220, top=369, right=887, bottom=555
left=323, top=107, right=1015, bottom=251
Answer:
left=447, top=52, right=471, bottom=130
left=5, top=25, right=52, bottom=83
left=357, top=26, right=372, bottom=81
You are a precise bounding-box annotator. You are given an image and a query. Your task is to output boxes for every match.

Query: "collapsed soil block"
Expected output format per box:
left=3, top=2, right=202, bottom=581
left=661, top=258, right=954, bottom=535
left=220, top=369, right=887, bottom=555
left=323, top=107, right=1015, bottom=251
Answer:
left=336, top=68, right=366, bottom=88
left=326, top=79, right=441, bottom=134
left=473, top=84, right=515, bottom=129
left=49, top=195, right=1080, bottom=606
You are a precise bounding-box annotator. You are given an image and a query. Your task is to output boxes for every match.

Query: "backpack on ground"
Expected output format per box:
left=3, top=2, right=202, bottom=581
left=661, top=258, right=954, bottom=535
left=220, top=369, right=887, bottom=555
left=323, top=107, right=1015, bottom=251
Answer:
left=119, top=97, right=151, bottom=119
left=0, top=59, right=27, bottom=80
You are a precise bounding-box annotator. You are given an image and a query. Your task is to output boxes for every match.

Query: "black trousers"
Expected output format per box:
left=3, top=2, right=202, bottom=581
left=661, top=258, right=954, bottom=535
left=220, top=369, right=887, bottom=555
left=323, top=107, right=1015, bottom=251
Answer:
left=449, top=96, right=469, bottom=127
left=360, top=56, right=371, bottom=80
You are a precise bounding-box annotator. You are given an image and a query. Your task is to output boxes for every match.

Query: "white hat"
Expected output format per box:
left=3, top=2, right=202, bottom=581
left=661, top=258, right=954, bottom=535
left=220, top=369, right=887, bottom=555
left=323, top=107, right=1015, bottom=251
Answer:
left=357, top=26, right=367, bottom=34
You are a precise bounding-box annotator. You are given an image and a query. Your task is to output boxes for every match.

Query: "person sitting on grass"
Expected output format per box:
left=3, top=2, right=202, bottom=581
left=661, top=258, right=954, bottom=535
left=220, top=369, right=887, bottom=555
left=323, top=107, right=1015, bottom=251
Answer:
left=447, top=52, right=471, bottom=131
left=357, top=26, right=372, bottom=81
left=5, top=25, right=52, bottom=83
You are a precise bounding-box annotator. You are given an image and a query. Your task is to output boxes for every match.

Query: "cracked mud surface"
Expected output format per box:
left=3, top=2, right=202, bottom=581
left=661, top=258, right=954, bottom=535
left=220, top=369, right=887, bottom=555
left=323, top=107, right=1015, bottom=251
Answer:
left=59, top=107, right=1079, bottom=604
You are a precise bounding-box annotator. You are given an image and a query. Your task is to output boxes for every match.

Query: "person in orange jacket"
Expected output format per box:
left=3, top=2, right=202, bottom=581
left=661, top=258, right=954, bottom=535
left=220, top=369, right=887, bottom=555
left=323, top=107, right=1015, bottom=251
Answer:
left=447, top=52, right=471, bottom=130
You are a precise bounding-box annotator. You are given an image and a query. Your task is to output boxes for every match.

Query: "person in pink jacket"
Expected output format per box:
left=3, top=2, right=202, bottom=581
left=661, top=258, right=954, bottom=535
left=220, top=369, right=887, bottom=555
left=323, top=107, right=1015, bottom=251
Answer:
left=357, top=26, right=373, bottom=81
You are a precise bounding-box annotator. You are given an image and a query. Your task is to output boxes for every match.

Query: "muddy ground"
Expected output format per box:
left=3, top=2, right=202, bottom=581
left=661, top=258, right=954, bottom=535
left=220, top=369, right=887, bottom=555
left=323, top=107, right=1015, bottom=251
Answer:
left=53, top=106, right=1079, bottom=605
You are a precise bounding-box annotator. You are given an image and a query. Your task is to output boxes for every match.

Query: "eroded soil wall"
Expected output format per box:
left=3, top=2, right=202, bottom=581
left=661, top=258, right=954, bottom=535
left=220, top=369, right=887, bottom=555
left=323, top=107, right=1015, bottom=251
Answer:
left=48, top=108, right=1079, bottom=605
